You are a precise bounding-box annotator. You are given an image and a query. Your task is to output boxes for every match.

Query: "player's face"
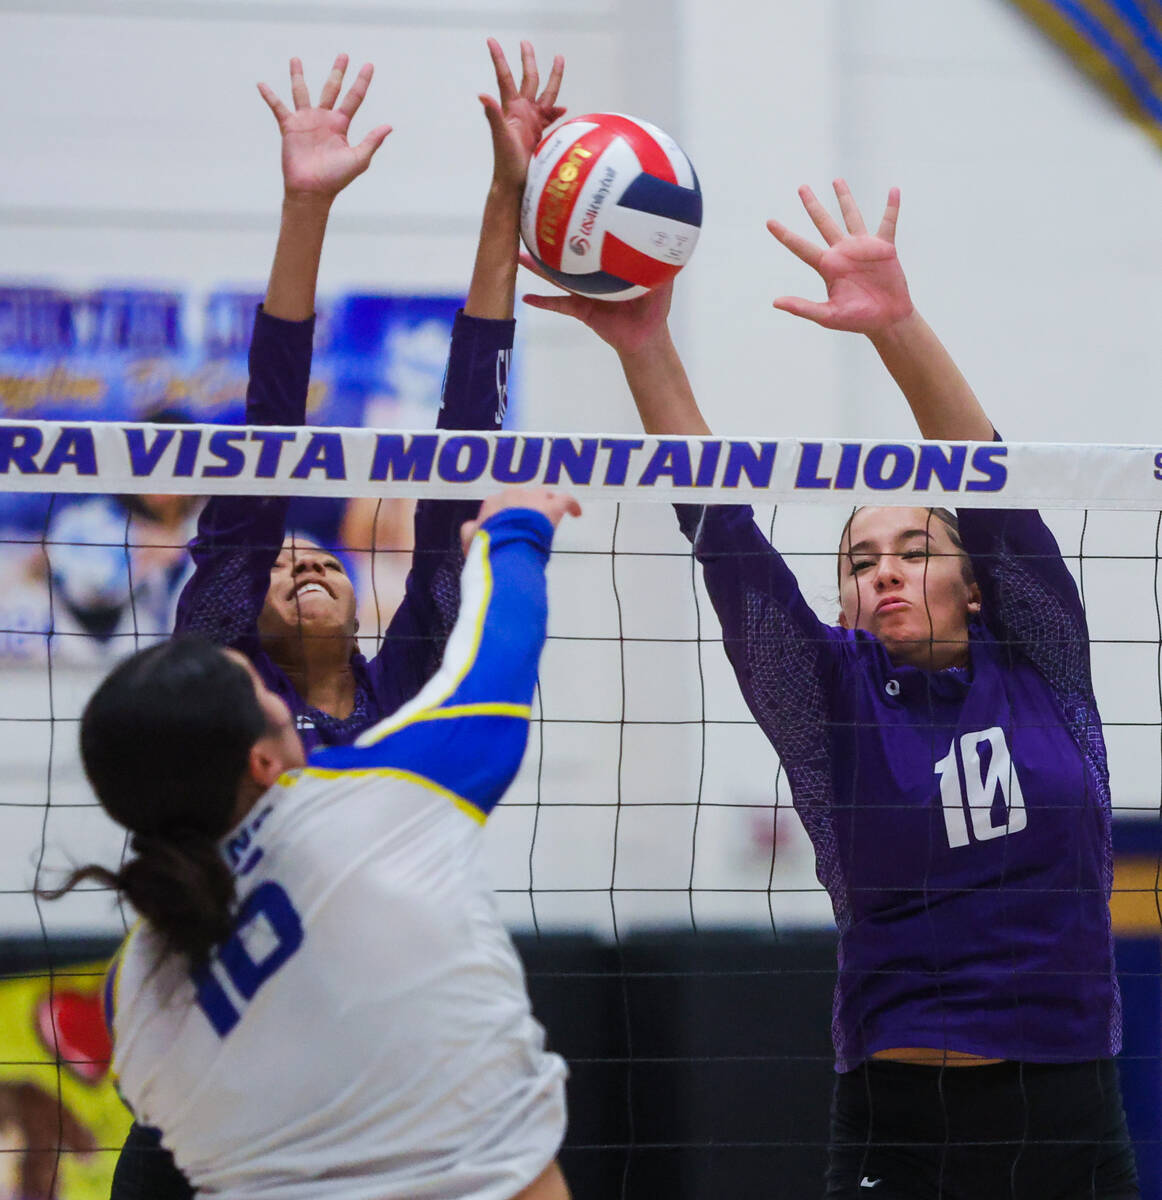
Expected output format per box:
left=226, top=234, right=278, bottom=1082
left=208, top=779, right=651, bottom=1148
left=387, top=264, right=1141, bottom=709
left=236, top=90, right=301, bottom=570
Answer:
left=838, top=507, right=981, bottom=670
left=257, top=537, right=358, bottom=650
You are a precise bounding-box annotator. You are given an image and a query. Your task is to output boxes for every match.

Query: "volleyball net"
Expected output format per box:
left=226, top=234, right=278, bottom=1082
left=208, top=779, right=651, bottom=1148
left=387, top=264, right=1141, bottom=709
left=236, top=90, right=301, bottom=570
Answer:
left=1, top=420, right=1161, bottom=1196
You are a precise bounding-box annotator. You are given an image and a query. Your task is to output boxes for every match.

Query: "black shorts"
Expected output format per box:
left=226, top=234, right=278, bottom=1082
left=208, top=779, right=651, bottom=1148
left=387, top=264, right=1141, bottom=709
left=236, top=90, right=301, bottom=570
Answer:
left=825, top=1058, right=1139, bottom=1200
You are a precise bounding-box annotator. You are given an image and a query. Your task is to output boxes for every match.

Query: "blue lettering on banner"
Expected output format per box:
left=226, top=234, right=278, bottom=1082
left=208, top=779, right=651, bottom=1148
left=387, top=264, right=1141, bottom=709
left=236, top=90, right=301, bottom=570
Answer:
left=795, top=443, right=830, bottom=489
left=203, top=430, right=247, bottom=478
left=492, top=436, right=544, bottom=484
left=639, top=441, right=694, bottom=487
left=1155, top=452, right=1162, bottom=481
left=252, top=430, right=296, bottom=478
left=695, top=441, right=721, bottom=487
left=174, top=428, right=201, bottom=477
left=546, top=438, right=599, bottom=485
left=599, top=439, right=642, bottom=486
left=125, top=427, right=176, bottom=476
left=864, top=444, right=914, bottom=491
left=41, top=428, right=97, bottom=476
left=290, top=432, right=346, bottom=481
left=438, top=435, right=488, bottom=483
left=915, top=444, right=967, bottom=491
left=965, top=445, right=1008, bottom=492
left=0, top=427, right=44, bottom=474
left=835, top=443, right=861, bottom=490
left=724, top=441, right=776, bottom=488
left=370, top=433, right=437, bottom=482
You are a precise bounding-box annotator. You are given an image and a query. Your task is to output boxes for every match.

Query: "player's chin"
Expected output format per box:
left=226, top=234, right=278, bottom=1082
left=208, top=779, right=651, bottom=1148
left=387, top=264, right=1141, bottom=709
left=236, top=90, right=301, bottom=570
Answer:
left=877, top=627, right=935, bottom=664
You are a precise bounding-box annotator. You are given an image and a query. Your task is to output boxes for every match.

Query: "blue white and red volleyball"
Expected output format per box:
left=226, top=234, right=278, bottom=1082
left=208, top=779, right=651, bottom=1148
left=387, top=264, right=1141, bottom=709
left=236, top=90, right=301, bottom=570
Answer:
left=521, top=113, right=702, bottom=301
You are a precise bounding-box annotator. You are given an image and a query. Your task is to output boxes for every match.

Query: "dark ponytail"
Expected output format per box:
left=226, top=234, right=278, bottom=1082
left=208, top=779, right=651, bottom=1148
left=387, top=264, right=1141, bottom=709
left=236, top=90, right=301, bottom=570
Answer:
left=45, top=637, right=268, bottom=966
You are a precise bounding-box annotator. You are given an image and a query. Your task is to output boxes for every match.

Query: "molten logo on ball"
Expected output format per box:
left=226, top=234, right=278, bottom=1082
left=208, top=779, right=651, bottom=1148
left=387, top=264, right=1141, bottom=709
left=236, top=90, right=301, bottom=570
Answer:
left=568, top=235, right=590, bottom=256
left=536, top=144, right=594, bottom=249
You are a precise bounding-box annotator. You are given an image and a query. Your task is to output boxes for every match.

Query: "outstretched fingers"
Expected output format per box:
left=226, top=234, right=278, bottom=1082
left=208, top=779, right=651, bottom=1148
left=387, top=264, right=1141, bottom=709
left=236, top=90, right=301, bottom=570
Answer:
left=766, top=217, right=824, bottom=270
left=833, top=178, right=867, bottom=235
left=877, top=187, right=901, bottom=243
left=317, top=53, right=349, bottom=110
left=289, top=57, right=311, bottom=110
left=521, top=292, right=578, bottom=314
left=354, top=123, right=393, bottom=169
left=771, top=295, right=834, bottom=324
left=518, top=39, right=540, bottom=99
left=538, top=52, right=565, bottom=110
left=338, top=62, right=375, bottom=121
left=257, top=81, right=292, bottom=127
left=798, top=184, right=844, bottom=246
left=487, top=37, right=519, bottom=103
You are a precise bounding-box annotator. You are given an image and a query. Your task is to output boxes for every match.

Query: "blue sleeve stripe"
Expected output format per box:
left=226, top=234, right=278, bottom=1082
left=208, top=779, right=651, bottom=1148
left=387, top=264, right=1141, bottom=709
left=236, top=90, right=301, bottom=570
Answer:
left=306, top=509, right=551, bottom=817
left=101, top=921, right=141, bottom=1042
left=352, top=530, right=496, bottom=748
left=102, top=956, right=119, bottom=1040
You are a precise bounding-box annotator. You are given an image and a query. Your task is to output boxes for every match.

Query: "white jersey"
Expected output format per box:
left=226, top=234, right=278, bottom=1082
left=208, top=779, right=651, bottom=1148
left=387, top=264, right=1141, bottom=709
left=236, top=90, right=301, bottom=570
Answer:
left=106, top=510, right=568, bottom=1199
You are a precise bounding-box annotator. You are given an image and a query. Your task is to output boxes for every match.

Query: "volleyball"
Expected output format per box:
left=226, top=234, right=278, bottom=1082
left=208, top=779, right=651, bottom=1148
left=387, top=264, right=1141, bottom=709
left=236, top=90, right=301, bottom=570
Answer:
left=520, top=112, right=702, bottom=301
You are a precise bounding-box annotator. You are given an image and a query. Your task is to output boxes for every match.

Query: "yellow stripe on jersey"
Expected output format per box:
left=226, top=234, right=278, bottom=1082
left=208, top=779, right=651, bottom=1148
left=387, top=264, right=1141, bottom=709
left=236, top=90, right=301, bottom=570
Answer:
left=390, top=702, right=530, bottom=724
left=301, top=764, right=488, bottom=825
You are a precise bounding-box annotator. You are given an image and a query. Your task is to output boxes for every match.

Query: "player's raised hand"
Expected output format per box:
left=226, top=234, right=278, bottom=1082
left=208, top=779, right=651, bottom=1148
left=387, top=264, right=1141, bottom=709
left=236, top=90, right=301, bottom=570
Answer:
left=258, top=55, right=392, bottom=205
left=767, top=180, right=914, bottom=335
left=461, top=487, right=581, bottom=554
left=521, top=253, right=674, bottom=358
left=480, top=38, right=566, bottom=191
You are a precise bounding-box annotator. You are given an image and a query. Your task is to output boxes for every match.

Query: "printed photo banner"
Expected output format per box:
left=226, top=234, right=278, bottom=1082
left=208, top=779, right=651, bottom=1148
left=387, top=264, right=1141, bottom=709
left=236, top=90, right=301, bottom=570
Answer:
left=2, top=420, right=1162, bottom=510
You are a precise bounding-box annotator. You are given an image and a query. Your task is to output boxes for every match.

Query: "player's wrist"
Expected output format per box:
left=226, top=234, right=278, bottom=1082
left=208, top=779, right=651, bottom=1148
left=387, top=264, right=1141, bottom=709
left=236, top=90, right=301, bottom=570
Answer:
left=865, top=305, right=922, bottom=350
left=280, top=190, right=337, bottom=217
left=483, top=176, right=525, bottom=219
left=615, top=323, right=676, bottom=366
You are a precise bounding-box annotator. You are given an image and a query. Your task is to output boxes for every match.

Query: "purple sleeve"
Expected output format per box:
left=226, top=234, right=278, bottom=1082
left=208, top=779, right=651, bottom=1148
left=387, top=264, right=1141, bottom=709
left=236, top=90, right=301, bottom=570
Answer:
left=172, top=307, right=314, bottom=653
left=955, top=505, right=1092, bottom=698
left=373, top=310, right=514, bottom=702
left=676, top=503, right=844, bottom=748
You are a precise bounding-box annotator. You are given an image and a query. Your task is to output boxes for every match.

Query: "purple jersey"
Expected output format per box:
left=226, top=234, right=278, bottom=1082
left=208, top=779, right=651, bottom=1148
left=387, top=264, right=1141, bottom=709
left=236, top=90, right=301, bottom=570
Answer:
left=678, top=502, right=1119, bottom=1071
left=174, top=306, right=512, bottom=752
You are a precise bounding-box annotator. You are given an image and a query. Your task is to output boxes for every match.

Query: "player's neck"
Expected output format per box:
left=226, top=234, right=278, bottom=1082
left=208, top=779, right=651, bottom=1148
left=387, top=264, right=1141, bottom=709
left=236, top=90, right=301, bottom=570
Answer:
left=296, top=663, right=357, bottom=720
left=888, top=635, right=970, bottom=673
left=270, top=637, right=359, bottom=719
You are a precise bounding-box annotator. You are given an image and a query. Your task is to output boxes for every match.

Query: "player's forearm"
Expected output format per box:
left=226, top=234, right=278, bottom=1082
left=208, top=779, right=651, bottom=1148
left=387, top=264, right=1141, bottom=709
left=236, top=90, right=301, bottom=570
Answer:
left=618, top=331, right=712, bottom=436
left=464, top=180, right=523, bottom=320
left=263, top=196, right=333, bottom=323
left=867, top=311, right=994, bottom=442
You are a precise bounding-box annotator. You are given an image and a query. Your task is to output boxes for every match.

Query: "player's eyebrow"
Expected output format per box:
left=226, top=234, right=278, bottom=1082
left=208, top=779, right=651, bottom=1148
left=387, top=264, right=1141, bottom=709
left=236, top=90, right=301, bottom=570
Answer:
left=847, top=530, right=934, bottom=556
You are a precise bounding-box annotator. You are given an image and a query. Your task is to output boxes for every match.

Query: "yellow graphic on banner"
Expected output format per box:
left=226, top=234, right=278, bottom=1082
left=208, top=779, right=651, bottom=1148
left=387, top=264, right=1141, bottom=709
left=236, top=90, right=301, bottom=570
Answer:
left=0, top=961, right=130, bottom=1200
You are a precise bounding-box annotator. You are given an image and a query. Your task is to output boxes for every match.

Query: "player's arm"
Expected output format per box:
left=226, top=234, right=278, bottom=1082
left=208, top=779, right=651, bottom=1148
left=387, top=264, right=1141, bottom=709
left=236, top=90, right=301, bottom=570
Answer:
left=314, top=489, right=579, bottom=817
left=767, top=185, right=1087, bottom=673
left=378, top=41, right=564, bottom=696
left=956, top=505, right=1090, bottom=685
left=766, top=180, right=994, bottom=442
left=522, top=270, right=846, bottom=729
left=174, top=56, right=391, bottom=650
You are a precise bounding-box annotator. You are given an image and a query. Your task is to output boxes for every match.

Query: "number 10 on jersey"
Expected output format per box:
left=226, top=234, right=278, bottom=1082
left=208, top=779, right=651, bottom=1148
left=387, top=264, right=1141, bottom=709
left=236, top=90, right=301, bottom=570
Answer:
left=935, top=726, right=1027, bottom=849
